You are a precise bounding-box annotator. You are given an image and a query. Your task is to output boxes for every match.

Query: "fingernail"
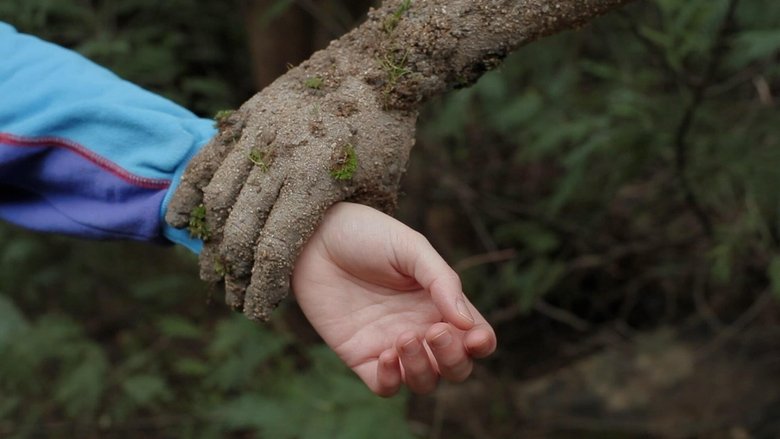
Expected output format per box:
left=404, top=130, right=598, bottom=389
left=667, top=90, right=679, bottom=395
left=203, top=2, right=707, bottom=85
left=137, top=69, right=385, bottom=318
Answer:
left=401, top=338, right=421, bottom=355
left=380, top=353, right=396, bottom=368
left=457, top=297, right=475, bottom=324
left=430, top=330, right=452, bottom=349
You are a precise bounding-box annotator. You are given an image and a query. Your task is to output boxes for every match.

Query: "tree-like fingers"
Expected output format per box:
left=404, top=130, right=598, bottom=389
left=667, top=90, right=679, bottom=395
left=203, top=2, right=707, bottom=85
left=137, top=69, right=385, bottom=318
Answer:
left=196, top=130, right=268, bottom=282
left=165, top=113, right=244, bottom=228
left=223, top=272, right=247, bottom=311
left=197, top=240, right=225, bottom=283
left=242, top=180, right=343, bottom=322
left=220, top=169, right=283, bottom=283
left=220, top=170, right=285, bottom=306
left=201, top=142, right=257, bottom=234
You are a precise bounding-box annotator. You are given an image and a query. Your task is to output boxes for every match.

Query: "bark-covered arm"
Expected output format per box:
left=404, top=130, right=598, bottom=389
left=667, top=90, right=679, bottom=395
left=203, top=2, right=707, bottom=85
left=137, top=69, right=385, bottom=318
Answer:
left=165, top=0, right=636, bottom=322
left=369, top=0, right=635, bottom=109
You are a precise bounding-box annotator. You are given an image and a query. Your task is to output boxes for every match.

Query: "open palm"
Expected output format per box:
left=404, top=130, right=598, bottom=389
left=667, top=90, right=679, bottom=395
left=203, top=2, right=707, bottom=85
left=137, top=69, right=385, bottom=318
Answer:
left=292, top=203, right=496, bottom=396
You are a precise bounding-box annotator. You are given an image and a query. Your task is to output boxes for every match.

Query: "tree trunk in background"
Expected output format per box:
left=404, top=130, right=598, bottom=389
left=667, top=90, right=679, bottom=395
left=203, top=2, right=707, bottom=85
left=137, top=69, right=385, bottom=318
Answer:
left=243, top=0, right=376, bottom=90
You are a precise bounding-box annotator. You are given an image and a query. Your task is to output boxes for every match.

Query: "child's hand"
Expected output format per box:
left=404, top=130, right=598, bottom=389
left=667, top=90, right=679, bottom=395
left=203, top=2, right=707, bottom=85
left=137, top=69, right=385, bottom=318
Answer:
left=292, top=202, right=496, bottom=396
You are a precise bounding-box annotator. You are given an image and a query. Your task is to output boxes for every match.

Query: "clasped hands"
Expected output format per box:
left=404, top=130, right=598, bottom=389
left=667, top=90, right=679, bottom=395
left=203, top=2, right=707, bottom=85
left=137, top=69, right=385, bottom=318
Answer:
left=164, top=67, right=496, bottom=395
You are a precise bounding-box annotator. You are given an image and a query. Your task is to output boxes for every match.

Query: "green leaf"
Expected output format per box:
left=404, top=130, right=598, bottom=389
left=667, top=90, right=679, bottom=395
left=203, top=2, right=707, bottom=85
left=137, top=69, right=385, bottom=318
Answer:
left=709, top=243, right=733, bottom=284
left=215, top=394, right=290, bottom=435
left=206, top=316, right=290, bottom=391
left=0, top=295, right=28, bottom=347
left=157, top=315, right=203, bottom=340
left=55, top=347, right=108, bottom=417
left=494, top=221, right=559, bottom=254
left=173, top=357, right=210, bottom=377
left=122, top=375, right=172, bottom=407
left=768, top=255, right=780, bottom=299
left=728, top=29, right=780, bottom=69
left=129, top=275, right=190, bottom=301
left=490, top=91, right=543, bottom=134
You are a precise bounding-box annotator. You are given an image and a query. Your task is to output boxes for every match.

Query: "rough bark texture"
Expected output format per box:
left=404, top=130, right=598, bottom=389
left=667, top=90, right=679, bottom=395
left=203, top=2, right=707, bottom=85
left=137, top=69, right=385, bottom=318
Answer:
left=166, top=0, right=636, bottom=322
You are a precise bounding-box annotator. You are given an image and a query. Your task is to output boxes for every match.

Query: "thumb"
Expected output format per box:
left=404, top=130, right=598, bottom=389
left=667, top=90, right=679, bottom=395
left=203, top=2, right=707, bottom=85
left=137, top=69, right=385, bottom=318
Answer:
left=393, top=229, right=475, bottom=330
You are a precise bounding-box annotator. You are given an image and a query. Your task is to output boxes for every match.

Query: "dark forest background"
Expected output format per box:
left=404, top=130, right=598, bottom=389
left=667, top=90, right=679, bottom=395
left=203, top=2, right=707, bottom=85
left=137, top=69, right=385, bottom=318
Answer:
left=1, top=0, right=780, bottom=437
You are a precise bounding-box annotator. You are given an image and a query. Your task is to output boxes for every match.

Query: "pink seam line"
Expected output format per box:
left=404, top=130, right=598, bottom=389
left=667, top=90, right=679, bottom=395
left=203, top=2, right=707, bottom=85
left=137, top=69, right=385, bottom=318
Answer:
left=0, top=132, right=170, bottom=190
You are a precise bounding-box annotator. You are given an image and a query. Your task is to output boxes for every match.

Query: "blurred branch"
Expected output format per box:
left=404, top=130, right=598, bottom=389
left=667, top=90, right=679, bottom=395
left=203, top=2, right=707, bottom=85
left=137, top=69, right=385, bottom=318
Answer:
left=673, top=0, right=741, bottom=238
left=489, top=298, right=591, bottom=332
left=566, top=236, right=697, bottom=273
left=752, top=76, right=775, bottom=106
left=442, top=175, right=499, bottom=252
left=534, top=299, right=592, bottom=332
left=692, top=268, right=725, bottom=331
left=484, top=197, right=601, bottom=251
left=695, top=290, right=773, bottom=360
left=617, top=10, right=689, bottom=87
left=454, top=249, right=517, bottom=272
left=705, top=65, right=762, bottom=99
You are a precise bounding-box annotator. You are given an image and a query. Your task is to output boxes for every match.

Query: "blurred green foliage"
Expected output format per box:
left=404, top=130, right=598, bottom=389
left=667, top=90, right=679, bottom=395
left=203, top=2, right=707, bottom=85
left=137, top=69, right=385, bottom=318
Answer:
left=1, top=0, right=779, bottom=437
left=0, top=228, right=413, bottom=437
left=0, top=0, right=253, bottom=114
left=416, top=0, right=780, bottom=323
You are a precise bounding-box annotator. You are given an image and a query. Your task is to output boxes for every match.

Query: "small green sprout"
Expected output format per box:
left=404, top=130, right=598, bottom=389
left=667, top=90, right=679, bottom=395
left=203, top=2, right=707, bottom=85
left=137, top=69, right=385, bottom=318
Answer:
left=381, top=51, right=411, bottom=85
left=188, top=204, right=210, bottom=240
left=248, top=147, right=270, bottom=172
left=384, top=0, right=412, bottom=33
left=380, top=50, right=412, bottom=108
left=213, top=109, right=235, bottom=128
left=304, top=76, right=324, bottom=90
left=331, top=144, right=358, bottom=181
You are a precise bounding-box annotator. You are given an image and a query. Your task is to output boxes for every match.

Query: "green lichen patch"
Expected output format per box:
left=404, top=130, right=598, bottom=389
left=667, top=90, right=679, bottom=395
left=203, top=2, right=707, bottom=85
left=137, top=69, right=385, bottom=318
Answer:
left=248, top=147, right=270, bottom=172
left=213, top=109, right=235, bottom=129
left=304, top=76, right=324, bottom=90
left=213, top=258, right=229, bottom=277
left=330, top=143, right=358, bottom=181
left=188, top=204, right=210, bottom=240
left=384, top=0, right=412, bottom=33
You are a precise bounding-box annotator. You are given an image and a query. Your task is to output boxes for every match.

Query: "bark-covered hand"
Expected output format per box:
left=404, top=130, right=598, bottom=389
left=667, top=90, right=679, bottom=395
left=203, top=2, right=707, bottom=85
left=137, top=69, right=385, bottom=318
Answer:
left=165, top=44, right=416, bottom=321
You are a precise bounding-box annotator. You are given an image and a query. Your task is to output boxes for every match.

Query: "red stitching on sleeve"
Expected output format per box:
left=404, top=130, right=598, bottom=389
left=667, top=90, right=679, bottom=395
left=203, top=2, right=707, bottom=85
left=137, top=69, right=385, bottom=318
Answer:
left=0, top=132, right=171, bottom=190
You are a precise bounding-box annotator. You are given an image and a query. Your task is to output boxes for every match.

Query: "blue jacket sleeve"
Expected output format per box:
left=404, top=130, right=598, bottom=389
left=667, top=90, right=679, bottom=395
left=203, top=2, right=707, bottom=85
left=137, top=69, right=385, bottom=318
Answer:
left=0, top=22, right=217, bottom=253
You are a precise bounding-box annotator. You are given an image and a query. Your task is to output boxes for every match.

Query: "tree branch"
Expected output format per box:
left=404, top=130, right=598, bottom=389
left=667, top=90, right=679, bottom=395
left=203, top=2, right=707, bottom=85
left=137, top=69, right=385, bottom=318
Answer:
left=673, top=0, right=740, bottom=238
left=350, top=0, right=638, bottom=109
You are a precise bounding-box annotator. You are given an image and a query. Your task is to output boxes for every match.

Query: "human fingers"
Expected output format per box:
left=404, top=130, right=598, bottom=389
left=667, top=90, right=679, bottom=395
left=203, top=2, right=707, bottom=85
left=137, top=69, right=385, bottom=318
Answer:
left=425, top=322, right=473, bottom=383
left=350, top=350, right=402, bottom=398
left=375, top=349, right=403, bottom=397
left=396, top=332, right=438, bottom=395
left=465, top=322, right=497, bottom=359
left=391, top=230, right=475, bottom=330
